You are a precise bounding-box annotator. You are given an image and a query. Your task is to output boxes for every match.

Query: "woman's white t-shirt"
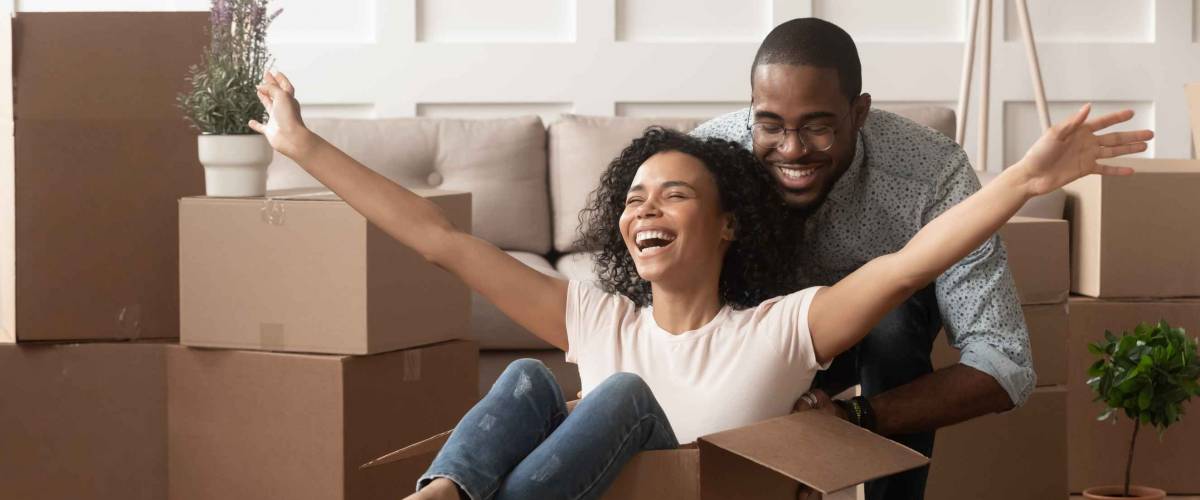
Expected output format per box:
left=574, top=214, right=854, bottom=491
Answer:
left=564, top=281, right=828, bottom=444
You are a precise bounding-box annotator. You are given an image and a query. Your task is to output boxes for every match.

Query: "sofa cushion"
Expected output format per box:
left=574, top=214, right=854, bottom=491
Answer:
left=554, top=251, right=598, bottom=282
left=472, top=251, right=562, bottom=350
left=548, top=114, right=702, bottom=253
left=874, top=105, right=957, bottom=140
left=266, top=116, right=552, bottom=254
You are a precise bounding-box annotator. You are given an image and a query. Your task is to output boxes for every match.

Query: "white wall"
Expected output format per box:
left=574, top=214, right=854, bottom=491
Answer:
left=8, top=0, right=1200, bottom=171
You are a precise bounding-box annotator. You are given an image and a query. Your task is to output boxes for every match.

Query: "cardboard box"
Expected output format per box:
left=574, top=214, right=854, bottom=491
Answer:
left=1000, top=216, right=1069, bottom=305
left=1187, top=83, right=1200, bottom=157
left=365, top=409, right=927, bottom=499
left=1067, top=297, right=1200, bottom=493
left=933, top=302, right=1068, bottom=386
left=0, top=342, right=167, bottom=500
left=1064, top=158, right=1200, bottom=298
left=179, top=189, right=471, bottom=355
left=479, top=349, right=581, bottom=398
left=1, top=12, right=208, bottom=343
left=168, top=339, right=478, bottom=500
left=924, top=386, right=1066, bottom=500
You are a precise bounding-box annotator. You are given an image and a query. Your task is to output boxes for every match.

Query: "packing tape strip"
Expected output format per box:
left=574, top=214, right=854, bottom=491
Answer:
left=261, top=198, right=286, bottom=225
left=259, top=322, right=285, bottom=349
left=403, top=350, right=421, bottom=382
left=116, top=304, right=143, bottom=339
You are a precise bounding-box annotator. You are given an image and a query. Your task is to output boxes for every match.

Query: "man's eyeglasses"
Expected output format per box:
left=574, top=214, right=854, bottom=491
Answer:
left=745, top=106, right=852, bottom=153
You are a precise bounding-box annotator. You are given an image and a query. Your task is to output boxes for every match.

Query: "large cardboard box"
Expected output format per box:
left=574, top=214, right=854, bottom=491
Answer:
left=1067, top=297, right=1200, bottom=493
left=933, top=302, right=1068, bottom=386
left=366, top=409, right=927, bottom=499
left=168, top=339, right=477, bottom=500
left=925, top=386, right=1067, bottom=500
left=0, top=342, right=167, bottom=500
left=1064, top=158, right=1200, bottom=298
left=1, top=12, right=208, bottom=343
left=1000, top=216, right=1069, bottom=305
left=179, top=189, right=471, bottom=354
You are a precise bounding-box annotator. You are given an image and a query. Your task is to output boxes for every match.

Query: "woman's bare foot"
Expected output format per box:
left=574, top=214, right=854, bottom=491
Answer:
left=402, top=477, right=463, bottom=500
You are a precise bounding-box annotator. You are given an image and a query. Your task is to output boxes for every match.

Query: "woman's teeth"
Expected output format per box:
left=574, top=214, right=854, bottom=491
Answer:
left=635, top=230, right=676, bottom=243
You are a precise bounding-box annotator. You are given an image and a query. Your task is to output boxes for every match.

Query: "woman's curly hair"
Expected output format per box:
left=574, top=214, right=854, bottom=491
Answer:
left=575, top=127, right=804, bottom=309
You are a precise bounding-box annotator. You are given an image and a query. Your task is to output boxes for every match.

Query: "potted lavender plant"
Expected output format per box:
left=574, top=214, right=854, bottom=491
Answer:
left=179, top=0, right=281, bottom=197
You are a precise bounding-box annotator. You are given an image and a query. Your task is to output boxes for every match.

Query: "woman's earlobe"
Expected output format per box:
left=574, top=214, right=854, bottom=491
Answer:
left=723, top=217, right=738, bottom=241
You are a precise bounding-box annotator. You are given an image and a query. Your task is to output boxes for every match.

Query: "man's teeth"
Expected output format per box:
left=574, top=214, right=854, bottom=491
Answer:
left=778, top=166, right=816, bottom=179
left=635, top=230, right=676, bottom=243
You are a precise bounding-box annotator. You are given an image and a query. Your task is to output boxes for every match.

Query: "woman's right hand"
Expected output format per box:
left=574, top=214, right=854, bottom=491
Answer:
left=248, top=70, right=316, bottom=160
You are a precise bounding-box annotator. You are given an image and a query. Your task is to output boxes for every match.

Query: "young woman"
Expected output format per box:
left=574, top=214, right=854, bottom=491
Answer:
left=249, top=71, right=1151, bottom=500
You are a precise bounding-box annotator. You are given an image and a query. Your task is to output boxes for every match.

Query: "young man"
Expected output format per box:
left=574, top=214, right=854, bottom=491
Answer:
left=693, top=18, right=1033, bottom=500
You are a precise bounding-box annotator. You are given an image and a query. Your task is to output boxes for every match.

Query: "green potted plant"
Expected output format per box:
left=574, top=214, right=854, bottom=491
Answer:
left=179, top=0, right=281, bottom=197
left=1084, top=320, right=1200, bottom=499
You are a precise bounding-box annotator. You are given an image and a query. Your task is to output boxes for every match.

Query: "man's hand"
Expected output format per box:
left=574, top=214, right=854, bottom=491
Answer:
left=791, top=389, right=849, bottom=421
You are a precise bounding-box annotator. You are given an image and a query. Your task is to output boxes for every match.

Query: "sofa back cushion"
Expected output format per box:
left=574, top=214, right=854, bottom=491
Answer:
left=548, top=114, right=702, bottom=253
left=266, top=116, right=552, bottom=254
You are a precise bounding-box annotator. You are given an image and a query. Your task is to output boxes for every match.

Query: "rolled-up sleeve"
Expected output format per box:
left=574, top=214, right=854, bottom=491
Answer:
left=936, top=236, right=1036, bottom=406
left=927, top=149, right=1036, bottom=407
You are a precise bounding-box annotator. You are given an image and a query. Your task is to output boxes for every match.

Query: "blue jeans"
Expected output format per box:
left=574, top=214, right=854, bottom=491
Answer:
left=418, top=359, right=679, bottom=500
left=813, top=283, right=942, bottom=500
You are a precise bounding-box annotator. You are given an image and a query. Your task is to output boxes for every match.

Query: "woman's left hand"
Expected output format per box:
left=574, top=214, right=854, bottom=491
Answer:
left=1016, top=104, right=1152, bottom=196
left=248, top=70, right=314, bottom=160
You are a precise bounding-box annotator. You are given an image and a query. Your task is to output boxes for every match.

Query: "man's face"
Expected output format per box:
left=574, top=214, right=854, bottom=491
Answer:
left=750, top=64, right=870, bottom=209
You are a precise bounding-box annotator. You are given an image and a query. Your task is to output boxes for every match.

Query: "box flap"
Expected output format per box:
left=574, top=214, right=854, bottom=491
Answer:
left=360, top=429, right=452, bottom=469
left=697, top=411, right=928, bottom=494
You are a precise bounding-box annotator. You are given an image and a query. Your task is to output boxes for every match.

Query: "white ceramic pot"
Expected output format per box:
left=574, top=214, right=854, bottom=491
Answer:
left=197, top=134, right=274, bottom=197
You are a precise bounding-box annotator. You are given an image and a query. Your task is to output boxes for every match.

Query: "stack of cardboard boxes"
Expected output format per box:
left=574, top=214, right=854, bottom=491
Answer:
left=1, top=13, right=480, bottom=500
left=0, top=13, right=206, bottom=500
left=1063, top=156, right=1200, bottom=495
left=926, top=216, right=1071, bottom=500
left=172, top=189, right=478, bottom=500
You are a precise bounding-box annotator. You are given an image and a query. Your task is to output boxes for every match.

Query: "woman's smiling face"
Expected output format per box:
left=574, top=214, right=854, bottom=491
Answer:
left=618, top=151, right=735, bottom=286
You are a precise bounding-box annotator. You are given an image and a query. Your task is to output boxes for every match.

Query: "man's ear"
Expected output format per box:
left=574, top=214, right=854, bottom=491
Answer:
left=853, top=93, right=872, bottom=129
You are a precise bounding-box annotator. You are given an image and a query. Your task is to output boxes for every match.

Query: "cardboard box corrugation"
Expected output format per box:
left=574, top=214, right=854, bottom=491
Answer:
left=179, top=189, right=471, bottom=355
left=0, top=342, right=167, bottom=500
left=168, top=340, right=478, bottom=500
left=1067, top=297, right=1200, bottom=493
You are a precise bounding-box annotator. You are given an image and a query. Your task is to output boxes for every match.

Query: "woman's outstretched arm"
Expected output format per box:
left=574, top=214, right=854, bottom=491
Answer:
left=250, top=71, right=569, bottom=350
left=807, top=104, right=1152, bottom=365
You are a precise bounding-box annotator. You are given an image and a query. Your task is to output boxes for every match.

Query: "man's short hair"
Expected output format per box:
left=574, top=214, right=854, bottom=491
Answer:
left=751, top=18, right=862, bottom=101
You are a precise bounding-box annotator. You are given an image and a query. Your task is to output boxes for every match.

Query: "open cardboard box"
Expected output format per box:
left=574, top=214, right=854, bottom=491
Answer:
left=363, top=405, right=927, bottom=499
left=179, top=188, right=471, bottom=355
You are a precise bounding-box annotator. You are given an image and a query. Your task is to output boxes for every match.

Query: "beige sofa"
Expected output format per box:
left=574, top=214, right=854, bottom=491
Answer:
left=265, top=107, right=962, bottom=398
